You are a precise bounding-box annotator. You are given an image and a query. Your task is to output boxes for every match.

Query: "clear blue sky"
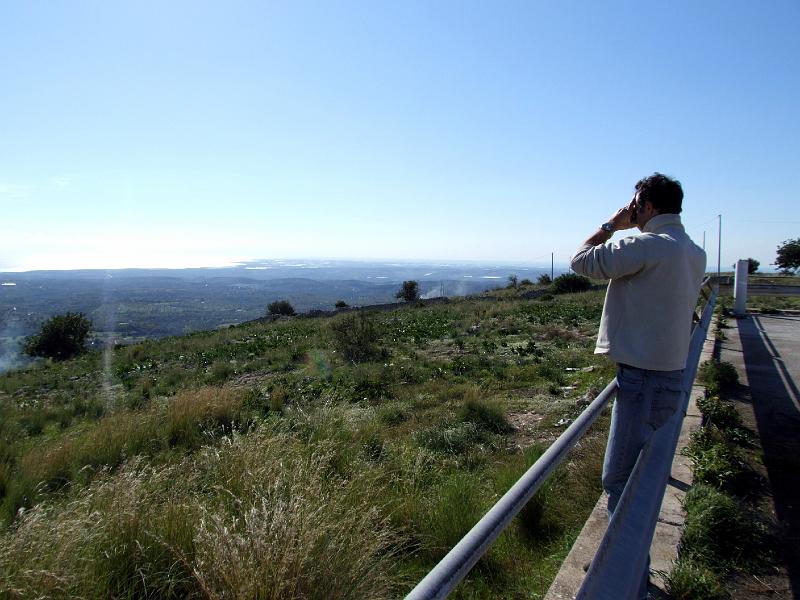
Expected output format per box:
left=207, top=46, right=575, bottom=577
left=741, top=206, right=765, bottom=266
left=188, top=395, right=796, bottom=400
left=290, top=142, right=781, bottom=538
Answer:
left=1, top=1, right=798, bottom=271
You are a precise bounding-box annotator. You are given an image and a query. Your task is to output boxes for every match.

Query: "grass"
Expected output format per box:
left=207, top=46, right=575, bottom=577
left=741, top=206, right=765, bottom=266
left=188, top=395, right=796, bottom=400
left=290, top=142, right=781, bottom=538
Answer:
left=664, top=555, right=728, bottom=600
left=671, top=355, right=777, bottom=597
left=0, top=290, right=613, bottom=597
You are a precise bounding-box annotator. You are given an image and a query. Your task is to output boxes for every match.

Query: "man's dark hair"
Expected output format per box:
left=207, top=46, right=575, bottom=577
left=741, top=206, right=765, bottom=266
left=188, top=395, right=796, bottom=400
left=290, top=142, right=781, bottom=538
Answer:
left=635, top=173, right=683, bottom=214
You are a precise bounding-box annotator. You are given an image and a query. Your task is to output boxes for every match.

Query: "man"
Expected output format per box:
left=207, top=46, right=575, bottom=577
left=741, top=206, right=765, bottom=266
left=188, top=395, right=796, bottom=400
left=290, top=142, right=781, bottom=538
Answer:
left=570, top=173, right=706, bottom=598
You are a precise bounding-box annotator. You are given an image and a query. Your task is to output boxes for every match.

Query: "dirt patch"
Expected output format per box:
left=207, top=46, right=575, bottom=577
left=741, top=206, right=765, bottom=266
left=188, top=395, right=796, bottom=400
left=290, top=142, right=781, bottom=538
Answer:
left=230, top=370, right=277, bottom=388
left=507, top=410, right=552, bottom=449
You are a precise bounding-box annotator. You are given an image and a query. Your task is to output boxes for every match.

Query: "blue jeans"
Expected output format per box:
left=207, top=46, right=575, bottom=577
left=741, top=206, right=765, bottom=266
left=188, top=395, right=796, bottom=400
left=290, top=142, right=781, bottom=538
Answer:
left=602, top=363, right=684, bottom=599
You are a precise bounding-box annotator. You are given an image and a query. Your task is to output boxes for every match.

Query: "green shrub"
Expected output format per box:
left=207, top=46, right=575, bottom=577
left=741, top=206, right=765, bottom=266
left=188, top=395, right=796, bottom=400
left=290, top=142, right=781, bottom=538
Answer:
left=329, top=312, right=385, bottom=363
left=458, top=394, right=512, bottom=434
left=23, top=312, right=92, bottom=360
left=698, top=361, right=738, bottom=395
left=681, top=483, right=770, bottom=574
left=267, top=300, right=295, bottom=316
left=696, top=395, right=742, bottom=430
left=551, top=274, right=592, bottom=294
left=684, top=426, right=745, bottom=490
left=395, top=280, right=420, bottom=302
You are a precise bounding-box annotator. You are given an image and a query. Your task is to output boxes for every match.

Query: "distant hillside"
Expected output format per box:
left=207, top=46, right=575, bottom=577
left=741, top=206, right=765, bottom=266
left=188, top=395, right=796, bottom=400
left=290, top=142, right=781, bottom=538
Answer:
left=0, top=260, right=559, bottom=372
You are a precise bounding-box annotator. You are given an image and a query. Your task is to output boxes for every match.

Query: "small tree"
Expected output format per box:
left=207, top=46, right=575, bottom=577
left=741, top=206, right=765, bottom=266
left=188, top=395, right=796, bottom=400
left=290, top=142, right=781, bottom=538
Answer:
left=775, top=238, right=800, bottom=273
left=267, top=300, right=295, bottom=316
left=334, top=300, right=349, bottom=309
left=24, top=312, right=92, bottom=360
left=507, top=275, right=518, bottom=289
left=396, top=280, right=420, bottom=302
left=746, top=258, right=759, bottom=274
left=537, top=274, right=552, bottom=285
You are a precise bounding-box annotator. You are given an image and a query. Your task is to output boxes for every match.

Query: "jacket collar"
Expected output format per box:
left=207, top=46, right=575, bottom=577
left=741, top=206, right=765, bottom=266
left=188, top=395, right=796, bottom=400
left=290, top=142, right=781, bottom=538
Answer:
left=643, top=213, right=683, bottom=233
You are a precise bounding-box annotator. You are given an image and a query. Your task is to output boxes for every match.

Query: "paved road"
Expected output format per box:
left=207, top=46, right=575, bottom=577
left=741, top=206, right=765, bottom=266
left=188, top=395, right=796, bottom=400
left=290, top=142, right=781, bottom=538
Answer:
left=719, top=313, right=800, bottom=598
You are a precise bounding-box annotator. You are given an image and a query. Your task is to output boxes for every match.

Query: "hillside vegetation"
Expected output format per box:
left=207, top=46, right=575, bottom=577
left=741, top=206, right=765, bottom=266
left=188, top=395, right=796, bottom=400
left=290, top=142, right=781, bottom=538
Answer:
left=0, top=288, right=613, bottom=599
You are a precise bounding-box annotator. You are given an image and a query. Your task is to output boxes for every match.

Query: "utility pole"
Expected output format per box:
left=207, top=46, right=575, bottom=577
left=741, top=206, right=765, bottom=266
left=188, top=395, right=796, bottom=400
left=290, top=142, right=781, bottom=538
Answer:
left=702, top=231, right=706, bottom=251
left=717, top=214, right=722, bottom=279
left=551, top=252, right=554, bottom=281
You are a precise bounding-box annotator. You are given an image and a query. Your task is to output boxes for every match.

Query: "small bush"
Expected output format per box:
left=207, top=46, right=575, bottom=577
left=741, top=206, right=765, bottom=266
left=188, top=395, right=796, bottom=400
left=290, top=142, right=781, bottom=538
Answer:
left=458, top=393, right=512, bottom=434
left=551, top=274, right=592, bottom=294
left=330, top=312, right=385, bottom=363
left=334, top=300, right=349, bottom=308
left=267, top=300, right=295, bottom=316
left=681, top=483, right=770, bottom=574
left=698, top=361, right=738, bottom=395
left=684, top=426, right=746, bottom=490
left=537, top=274, right=552, bottom=285
left=696, top=395, right=742, bottom=430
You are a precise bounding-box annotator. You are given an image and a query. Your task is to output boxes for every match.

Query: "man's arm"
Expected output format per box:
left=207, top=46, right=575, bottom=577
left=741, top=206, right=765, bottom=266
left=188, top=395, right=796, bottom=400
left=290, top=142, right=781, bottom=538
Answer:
left=582, top=200, right=637, bottom=246
left=571, top=199, right=644, bottom=279
left=582, top=227, right=615, bottom=248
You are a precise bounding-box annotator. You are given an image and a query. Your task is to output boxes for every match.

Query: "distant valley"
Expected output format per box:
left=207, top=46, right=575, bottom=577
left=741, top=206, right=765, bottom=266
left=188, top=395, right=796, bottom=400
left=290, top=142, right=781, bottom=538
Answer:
left=0, top=259, right=558, bottom=372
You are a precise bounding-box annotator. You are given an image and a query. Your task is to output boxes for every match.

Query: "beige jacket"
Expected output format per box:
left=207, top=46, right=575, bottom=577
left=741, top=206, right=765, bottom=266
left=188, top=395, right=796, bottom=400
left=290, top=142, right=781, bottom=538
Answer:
left=570, top=214, right=706, bottom=371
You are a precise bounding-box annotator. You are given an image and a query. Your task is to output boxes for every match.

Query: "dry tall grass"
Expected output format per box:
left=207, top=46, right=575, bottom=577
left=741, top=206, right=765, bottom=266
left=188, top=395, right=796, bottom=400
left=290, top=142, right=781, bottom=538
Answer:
left=0, top=428, right=402, bottom=599
left=166, top=386, right=244, bottom=447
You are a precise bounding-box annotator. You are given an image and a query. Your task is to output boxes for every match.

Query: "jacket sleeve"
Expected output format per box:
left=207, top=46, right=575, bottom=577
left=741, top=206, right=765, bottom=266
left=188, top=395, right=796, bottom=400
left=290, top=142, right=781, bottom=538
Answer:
left=570, top=235, right=648, bottom=280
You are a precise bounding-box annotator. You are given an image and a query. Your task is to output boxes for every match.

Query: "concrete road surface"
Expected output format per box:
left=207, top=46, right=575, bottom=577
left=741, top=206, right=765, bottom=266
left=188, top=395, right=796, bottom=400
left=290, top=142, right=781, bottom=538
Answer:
left=720, top=313, right=800, bottom=598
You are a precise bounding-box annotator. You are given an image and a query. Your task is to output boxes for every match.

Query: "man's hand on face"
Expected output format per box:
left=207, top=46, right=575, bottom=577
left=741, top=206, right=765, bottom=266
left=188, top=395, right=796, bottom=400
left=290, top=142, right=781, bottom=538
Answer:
left=608, top=198, right=639, bottom=231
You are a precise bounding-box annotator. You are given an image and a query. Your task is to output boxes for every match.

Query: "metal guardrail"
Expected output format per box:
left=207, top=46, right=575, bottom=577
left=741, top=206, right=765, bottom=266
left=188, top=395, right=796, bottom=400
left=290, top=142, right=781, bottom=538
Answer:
left=405, top=279, right=716, bottom=600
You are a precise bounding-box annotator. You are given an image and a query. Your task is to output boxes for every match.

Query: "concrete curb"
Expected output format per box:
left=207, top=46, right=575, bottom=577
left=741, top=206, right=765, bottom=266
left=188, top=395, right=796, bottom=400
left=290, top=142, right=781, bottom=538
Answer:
left=543, top=328, right=717, bottom=599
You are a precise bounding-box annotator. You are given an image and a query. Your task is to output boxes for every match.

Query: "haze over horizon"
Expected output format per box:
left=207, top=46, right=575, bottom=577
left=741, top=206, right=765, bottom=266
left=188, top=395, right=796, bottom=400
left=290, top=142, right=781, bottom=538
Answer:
left=2, top=2, right=798, bottom=272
